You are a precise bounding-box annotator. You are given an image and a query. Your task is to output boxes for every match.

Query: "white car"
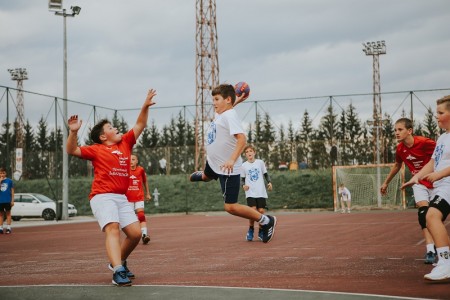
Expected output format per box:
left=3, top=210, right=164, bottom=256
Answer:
left=11, top=193, right=78, bottom=221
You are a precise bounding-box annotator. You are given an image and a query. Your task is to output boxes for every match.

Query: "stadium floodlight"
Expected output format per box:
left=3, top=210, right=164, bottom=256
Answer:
left=48, top=0, right=63, bottom=11
left=8, top=68, right=28, bottom=81
left=49, top=2, right=81, bottom=221
left=71, top=6, right=81, bottom=15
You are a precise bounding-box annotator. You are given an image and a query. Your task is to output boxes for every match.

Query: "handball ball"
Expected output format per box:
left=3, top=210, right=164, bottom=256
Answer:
left=234, top=82, right=250, bottom=100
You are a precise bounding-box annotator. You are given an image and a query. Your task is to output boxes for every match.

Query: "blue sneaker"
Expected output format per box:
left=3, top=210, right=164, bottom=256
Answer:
left=246, top=228, right=254, bottom=241
left=258, top=230, right=263, bottom=241
left=112, top=266, right=132, bottom=286
left=108, top=261, right=135, bottom=279
left=424, top=251, right=437, bottom=264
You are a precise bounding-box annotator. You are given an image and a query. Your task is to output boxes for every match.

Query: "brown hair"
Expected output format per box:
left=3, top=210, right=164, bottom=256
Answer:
left=243, top=145, right=256, bottom=153
left=212, top=84, right=236, bottom=105
left=395, top=118, right=413, bottom=130
left=90, top=119, right=110, bottom=144
left=437, top=95, right=450, bottom=111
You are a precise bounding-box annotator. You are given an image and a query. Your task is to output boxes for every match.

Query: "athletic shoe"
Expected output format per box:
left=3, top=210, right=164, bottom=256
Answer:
left=246, top=228, right=254, bottom=241
left=5, top=228, right=11, bottom=234
left=108, top=262, right=135, bottom=279
left=424, top=251, right=437, bottom=264
left=142, top=234, right=150, bottom=245
left=341, top=209, right=345, bottom=214
left=261, top=216, right=277, bottom=243
left=258, top=230, right=263, bottom=241
left=112, top=266, right=132, bottom=287
left=347, top=209, right=351, bottom=213
left=189, top=171, right=211, bottom=182
left=424, top=262, right=450, bottom=281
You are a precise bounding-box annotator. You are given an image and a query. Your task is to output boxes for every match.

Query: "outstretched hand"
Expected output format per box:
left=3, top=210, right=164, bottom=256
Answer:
left=68, top=115, right=82, bottom=132
left=145, top=89, right=157, bottom=108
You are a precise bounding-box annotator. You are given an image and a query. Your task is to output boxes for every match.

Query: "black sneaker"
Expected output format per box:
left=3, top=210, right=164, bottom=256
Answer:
left=5, top=228, right=11, bottom=234
left=108, top=262, right=135, bottom=279
left=261, top=216, right=277, bottom=243
left=189, top=171, right=211, bottom=182
left=142, top=234, right=150, bottom=245
left=112, top=266, right=132, bottom=287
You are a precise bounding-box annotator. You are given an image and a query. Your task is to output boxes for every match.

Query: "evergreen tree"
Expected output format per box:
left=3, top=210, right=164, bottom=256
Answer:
left=298, top=110, right=313, bottom=164
left=345, top=103, right=363, bottom=164
left=422, top=107, right=438, bottom=140
left=35, top=116, right=49, bottom=177
left=382, top=114, right=395, bottom=163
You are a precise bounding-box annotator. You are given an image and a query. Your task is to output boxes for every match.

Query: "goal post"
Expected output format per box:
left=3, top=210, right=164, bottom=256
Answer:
left=332, top=164, right=406, bottom=211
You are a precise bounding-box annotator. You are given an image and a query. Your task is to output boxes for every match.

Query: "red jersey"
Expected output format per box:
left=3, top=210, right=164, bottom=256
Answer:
left=126, top=166, right=147, bottom=202
left=80, top=130, right=136, bottom=199
left=396, top=135, right=436, bottom=189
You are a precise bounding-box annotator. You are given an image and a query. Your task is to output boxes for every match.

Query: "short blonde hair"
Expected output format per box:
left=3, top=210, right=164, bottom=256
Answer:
left=437, top=95, right=450, bottom=111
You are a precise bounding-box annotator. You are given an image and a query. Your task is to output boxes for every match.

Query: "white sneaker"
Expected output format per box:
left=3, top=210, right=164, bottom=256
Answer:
left=424, top=262, right=450, bottom=281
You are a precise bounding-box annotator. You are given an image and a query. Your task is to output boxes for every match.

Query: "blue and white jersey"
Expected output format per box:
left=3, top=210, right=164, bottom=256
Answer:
left=241, top=159, right=268, bottom=198
left=206, top=109, right=244, bottom=175
left=431, top=132, right=450, bottom=201
left=0, top=178, right=14, bottom=204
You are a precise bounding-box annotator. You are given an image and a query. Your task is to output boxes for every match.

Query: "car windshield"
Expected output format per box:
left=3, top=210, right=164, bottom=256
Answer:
left=33, top=194, right=55, bottom=203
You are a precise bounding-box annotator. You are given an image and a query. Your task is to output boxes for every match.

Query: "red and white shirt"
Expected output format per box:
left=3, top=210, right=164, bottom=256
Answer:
left=126, top=166, right=147, bottom=202
left=80, top=130, right=136, bottom=199
left=396, top=136, right=436, bottom=189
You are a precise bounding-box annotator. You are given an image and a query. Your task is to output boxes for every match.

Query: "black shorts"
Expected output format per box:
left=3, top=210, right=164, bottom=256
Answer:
left=204, top=161, right=240, bottom=204
left=246, top=197, right=267, bottom=209
left=429, top=195, right=450, bottom=221
left=0, top=203, right=12, bottom=212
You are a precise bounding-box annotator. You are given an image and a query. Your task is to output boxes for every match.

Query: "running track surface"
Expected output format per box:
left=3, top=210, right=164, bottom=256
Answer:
left=0, top=210, right=449, bottom=300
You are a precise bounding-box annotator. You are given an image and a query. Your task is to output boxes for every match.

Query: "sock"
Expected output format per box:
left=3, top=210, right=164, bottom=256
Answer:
left=7, top=225, right=11, bottom=230
left=258, top=215, right=269, bottom=226
left=436, top=247, right=450, bottom=264
left=141, top=228, right=147, bottom=236
left=113, top=265, right=123, bottom=272
left=426, top=243, right=436, bottom=253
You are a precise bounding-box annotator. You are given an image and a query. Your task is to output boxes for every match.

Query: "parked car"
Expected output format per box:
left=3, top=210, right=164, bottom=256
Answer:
left=11, top=193, right=77, bottom=221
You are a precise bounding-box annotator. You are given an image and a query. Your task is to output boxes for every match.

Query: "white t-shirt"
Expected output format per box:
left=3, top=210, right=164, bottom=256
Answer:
left=431, top=132, right=450, bottom=202
left=241, top=159, right=269, bottom=198
left=206, top=109, right=244, bottom=175
left=338, top=187, right=351, bottom=201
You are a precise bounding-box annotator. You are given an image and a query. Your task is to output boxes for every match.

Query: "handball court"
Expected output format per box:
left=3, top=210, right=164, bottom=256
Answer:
left=0, top=210, right=449, bottom=300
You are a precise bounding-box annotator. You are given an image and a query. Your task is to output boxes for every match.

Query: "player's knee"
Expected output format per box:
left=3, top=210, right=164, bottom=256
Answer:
left=137, top=210, right=146, bottom=223
left=418, top=206, right=428, bottom=229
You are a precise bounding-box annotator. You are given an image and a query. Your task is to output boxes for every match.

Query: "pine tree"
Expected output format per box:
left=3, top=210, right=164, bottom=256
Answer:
left=422, top=107, right=438, bottom=140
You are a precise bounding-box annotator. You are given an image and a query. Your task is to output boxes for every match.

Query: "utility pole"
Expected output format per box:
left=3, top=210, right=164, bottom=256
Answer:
left=8, top=68, right=28, bottom=180
left=194, top=0, right=220, bottom=170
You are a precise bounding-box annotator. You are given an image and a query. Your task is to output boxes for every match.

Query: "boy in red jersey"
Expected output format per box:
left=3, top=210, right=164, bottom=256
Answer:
left=126, top=154, right=151, bottom=244
left=380, top=118, right=437, bottom=264
left=66, top=89, right=157, bottom=286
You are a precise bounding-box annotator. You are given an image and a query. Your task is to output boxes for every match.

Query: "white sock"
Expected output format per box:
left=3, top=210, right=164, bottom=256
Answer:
left=141, top=228, right=147, bottom=236
left=436, top=247, right=450, bottom=264
left=258, top=215, right=269, bottom=226
left=426, top=244, right=435, bottom=253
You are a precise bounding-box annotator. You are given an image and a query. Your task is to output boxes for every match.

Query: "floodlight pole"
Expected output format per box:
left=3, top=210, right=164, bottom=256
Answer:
left=51, top=5, right=81, bottom=220
left=363, top=41, right=386, bottom=208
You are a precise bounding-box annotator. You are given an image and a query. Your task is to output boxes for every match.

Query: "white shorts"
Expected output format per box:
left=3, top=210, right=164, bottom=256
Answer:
left=90, top=193, right=138, bottom=231
left=412, top=184, right=431, bottom=204
left=131, top=201, right=145, bottom=210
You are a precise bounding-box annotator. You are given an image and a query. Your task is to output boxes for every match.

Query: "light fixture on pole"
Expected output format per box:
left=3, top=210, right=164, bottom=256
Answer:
left=363, top=40, right=386, bottom=208
left=49, top=0, right=81, bottom=220
left=8, top=68, right=28, bottom=181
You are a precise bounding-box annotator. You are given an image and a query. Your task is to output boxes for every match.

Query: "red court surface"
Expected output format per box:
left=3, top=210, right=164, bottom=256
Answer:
left=0, top=210, right=449, bottom=299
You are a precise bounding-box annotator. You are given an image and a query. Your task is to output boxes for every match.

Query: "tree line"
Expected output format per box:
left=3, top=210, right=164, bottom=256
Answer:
left=0, top=103, right=440, bottom=179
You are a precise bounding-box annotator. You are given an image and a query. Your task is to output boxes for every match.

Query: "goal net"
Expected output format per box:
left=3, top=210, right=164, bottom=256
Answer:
left=332, top=164, right=406, bottom=211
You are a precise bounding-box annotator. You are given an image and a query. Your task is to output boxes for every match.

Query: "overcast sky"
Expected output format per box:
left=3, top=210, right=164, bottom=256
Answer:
left=1, top=0, right=450, bottom=133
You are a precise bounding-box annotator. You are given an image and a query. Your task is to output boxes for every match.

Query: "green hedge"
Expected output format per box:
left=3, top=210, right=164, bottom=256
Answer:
left=14, top=169, right=414, bottom=216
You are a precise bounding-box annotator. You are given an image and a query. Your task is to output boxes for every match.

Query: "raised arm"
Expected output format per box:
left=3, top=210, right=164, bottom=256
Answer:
left=66, top=115, right=82, bottom=158
left=133, top=89, right=157, bottom=140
